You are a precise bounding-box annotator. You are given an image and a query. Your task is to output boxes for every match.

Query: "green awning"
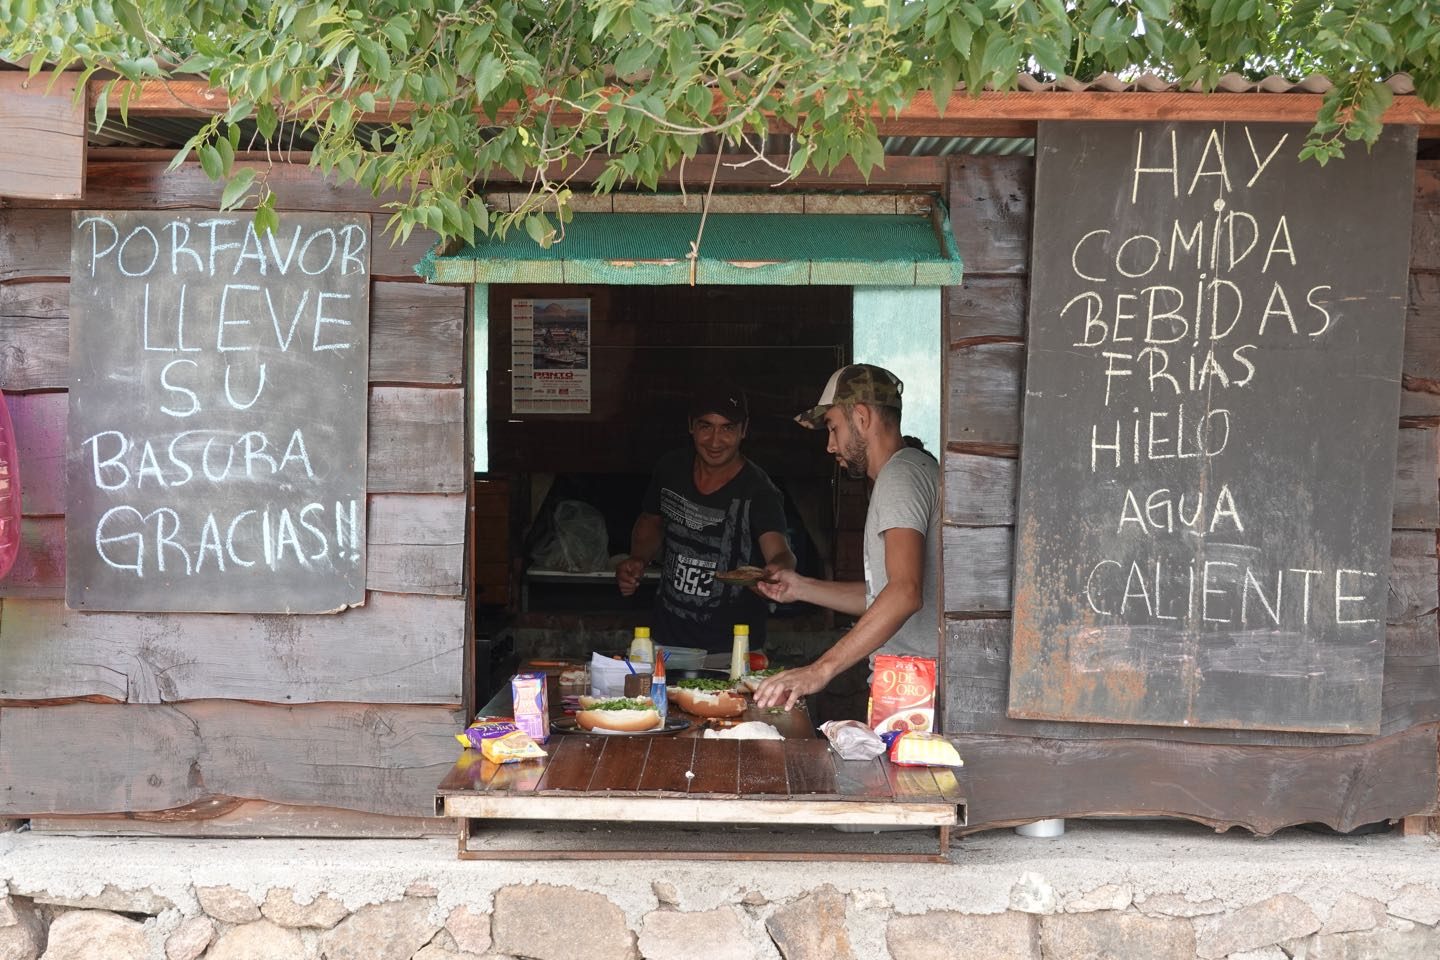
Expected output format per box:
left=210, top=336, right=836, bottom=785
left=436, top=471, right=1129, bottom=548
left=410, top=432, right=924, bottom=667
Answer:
left=416, top=204, right=964, bottom=286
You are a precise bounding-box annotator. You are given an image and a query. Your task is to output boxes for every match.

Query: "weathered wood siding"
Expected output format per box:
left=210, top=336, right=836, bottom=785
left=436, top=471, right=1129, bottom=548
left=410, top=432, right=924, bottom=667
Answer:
left=0, top=161, right=467, bottom=825
left=943, top=155, right=1440, bottom=833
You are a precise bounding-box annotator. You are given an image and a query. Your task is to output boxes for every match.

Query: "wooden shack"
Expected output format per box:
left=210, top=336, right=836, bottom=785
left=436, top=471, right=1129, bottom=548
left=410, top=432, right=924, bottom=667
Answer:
left=1, top=72, right=1438, bottom=837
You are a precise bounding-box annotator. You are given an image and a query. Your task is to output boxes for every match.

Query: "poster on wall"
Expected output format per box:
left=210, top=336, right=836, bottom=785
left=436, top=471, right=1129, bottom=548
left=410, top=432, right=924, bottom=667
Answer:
left=65, top=211, right=371, bottom=613
left=511, top=298, right=591, bottom=414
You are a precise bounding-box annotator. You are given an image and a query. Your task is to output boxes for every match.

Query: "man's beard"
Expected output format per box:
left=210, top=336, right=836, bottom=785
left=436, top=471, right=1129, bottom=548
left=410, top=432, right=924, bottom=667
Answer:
left=841, top=435, right=867, bottom=479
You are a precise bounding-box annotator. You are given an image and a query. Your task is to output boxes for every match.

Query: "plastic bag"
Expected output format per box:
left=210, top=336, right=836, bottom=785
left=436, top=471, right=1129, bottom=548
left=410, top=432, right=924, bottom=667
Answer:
left=529, top=499, right=610, bottom=572
left=819, top=720, right=887, bottom=760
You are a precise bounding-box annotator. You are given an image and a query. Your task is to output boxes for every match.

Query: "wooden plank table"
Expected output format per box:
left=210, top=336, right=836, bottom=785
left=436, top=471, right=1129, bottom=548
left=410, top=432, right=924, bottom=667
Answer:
left=436, top=706, right=966, bottom=861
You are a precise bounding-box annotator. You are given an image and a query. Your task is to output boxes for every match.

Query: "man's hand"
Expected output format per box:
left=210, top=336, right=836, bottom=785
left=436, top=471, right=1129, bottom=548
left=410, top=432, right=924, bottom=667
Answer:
left=615, top=556, right=647, bottom=596
left=756, top=568, right=803, bottom=604
left=754, top=662, right=832, bottom=711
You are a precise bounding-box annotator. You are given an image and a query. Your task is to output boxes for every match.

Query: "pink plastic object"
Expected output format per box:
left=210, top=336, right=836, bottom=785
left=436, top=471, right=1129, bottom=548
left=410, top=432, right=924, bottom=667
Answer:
left=0, top=388, right=21, bottom=580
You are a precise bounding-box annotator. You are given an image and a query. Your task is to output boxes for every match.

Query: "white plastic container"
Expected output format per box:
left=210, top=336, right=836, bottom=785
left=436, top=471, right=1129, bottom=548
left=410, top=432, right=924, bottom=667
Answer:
left=1015, top=818, right=1066, bottom=838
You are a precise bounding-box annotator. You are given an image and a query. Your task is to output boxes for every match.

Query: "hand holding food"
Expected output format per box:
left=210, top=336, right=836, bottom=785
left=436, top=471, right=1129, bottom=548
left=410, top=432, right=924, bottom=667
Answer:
left=668, top=677, right=747, bottom=717
left=576, top=696, right=663, bottom=732
left=754, top=568, right=802, bottom=604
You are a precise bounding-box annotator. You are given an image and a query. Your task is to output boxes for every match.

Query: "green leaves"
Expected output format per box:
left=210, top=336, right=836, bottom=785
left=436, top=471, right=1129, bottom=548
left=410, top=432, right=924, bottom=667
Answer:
left=6, top=0, right=1437, bottom=247
left=473, top=52, right=505, bottom=101
left=220, top=167, right=257, bottom=210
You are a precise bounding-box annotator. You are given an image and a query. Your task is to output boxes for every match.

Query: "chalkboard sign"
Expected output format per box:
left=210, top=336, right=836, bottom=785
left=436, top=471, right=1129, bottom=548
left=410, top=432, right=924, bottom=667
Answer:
left=66, top=212, right=371, bottom=613
left=1010, top=122, right=1416, bottom=734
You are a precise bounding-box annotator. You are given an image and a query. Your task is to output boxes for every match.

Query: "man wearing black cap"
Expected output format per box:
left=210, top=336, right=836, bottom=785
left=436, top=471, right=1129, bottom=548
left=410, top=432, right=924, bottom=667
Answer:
left=615, top=384, right=795, bottom=653
left=754, top=363, right=940, bottom=710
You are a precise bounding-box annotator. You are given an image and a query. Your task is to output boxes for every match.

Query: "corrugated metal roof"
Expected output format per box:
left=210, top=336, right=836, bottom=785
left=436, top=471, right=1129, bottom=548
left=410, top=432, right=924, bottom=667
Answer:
left=1006, top=71, right=1416, bottom=94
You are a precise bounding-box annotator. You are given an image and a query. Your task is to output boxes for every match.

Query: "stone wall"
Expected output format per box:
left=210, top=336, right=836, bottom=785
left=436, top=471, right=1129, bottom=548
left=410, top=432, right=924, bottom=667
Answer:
left=2, top=823, right=1438, bottom=960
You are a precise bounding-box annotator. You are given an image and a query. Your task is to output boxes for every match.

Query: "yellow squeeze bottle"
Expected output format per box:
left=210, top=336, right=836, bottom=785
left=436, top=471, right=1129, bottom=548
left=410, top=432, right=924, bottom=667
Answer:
left=729, top=624, right=750, bottom=680
left=629, top=625, right=654, bottom=664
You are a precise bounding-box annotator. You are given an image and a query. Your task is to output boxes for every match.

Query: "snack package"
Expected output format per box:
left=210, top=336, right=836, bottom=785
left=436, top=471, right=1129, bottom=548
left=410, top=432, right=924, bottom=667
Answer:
left=511, top=672, right=550, bottom=744
left=455, top=716, right=519, bottom=751
left=868, top=655, right=937, bottom=734
left=888, top=731, right=964, bottom=768
left=819, top=720, right=887, bottom=760
left=480, top=730, right=548, bottom=764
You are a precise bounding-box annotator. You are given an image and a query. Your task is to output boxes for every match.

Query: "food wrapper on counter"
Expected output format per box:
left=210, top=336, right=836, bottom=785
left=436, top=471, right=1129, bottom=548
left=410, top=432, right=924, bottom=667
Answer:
left=888, top=732, right=963, bottom=768
left=455, top=716, right=519, bottom=751
left=819, top=720, right=887, bottom=760
left=481, top=729, right=548, bottom=764
left=702, top=720, right=785, bottom=741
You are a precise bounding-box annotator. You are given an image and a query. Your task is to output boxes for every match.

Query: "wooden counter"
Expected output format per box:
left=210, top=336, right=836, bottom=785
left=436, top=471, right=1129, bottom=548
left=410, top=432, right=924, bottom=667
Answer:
left=436, top=730, right=966, bottom=862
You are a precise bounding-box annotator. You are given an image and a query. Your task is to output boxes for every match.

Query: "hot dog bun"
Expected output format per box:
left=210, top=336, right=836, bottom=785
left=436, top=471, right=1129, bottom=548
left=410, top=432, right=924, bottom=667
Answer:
left=670, top=686, right=747, bottom=718
left=575, top=696, right=663, bottom=732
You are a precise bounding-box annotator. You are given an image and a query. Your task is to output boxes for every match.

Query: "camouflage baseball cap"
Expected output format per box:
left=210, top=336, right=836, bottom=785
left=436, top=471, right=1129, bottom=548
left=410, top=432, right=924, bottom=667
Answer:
left=795, top=364, right=904, bottom=428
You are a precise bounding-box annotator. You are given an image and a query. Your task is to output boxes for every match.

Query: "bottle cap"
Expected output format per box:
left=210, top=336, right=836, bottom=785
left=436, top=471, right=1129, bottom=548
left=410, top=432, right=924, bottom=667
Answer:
left=734, top=624, right=750, bottom=636
left=634, top=626, right=651, bottom=638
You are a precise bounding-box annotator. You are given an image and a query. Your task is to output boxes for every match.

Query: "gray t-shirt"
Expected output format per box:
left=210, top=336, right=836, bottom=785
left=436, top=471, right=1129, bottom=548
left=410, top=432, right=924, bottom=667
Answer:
left=863, top=446, right=941, bottom=660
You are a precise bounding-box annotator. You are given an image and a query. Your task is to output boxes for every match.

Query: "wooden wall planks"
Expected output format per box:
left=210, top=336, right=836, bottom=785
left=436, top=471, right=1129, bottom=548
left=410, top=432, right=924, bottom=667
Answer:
left=0, top=592, right=465, bottom=704
left=0, top=283, right=67, bottom=392
left=29, top=801, right=451, bottom=837
left=945, top=342, right=1023, bottom=449
left=945, top=156, right=1031, bottom=275
left=951, top=722, right=1440, bottom=836
left=367, top=494, right=466, bottom=596
left=0, top=701, right=465, bottom=817
left=367, top=386, right=466, bottom=494
left=0, top=162, right=472, bottom=824
left=945, top=616, right=1440, bottom=746
left=0, top=74, right=84, bottom=201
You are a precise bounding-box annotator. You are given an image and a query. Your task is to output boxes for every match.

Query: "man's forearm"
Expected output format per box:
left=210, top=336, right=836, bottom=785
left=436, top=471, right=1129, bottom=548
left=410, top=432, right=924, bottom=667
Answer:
left=629, top=515, right=663, bottom=563
left=789, top=575, right=868, bottom=616
left=811, top=581, right=924, bottom=681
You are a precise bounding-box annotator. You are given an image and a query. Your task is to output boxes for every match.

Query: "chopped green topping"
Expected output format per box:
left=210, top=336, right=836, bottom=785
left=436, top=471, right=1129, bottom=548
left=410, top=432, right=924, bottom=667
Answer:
left=586, top=698, right=657, bottom=712
left=746, top=667, right=783, bottom=679
left=676, top=678, right=739, bottom=692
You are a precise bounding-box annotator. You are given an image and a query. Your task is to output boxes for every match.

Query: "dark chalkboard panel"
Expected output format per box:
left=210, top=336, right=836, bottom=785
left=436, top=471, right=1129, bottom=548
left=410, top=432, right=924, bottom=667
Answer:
left=1010, top=122, right=1417, bottom=734
left=65, top=212, right=370, bottom=612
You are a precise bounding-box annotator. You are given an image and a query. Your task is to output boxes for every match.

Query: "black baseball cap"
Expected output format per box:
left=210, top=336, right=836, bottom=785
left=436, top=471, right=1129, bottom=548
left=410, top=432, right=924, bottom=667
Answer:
left=689, top=384, right=749, bottom=423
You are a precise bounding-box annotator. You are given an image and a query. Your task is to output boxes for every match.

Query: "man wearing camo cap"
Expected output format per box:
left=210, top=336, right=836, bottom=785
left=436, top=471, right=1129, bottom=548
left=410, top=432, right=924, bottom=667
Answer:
left=755, top=363, right=940, bottom=711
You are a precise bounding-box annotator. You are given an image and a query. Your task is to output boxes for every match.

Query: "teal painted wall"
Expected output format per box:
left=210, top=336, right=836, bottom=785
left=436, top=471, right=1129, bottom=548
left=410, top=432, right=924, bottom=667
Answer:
left=852, top=287, right=943, bottom=460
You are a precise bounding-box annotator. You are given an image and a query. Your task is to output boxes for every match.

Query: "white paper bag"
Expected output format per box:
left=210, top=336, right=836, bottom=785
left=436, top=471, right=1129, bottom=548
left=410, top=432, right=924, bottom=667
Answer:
left=589, top=652, right=649, bottom=698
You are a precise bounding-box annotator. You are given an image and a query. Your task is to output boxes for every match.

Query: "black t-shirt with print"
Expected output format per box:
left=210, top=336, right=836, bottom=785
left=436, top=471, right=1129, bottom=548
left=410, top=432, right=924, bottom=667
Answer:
left=642, top=448, right=787, bottom=653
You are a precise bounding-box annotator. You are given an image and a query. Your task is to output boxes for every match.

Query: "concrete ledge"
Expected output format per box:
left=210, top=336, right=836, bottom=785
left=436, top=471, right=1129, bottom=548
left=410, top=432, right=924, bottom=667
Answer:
left=1, top=821, right=1437, bottom=959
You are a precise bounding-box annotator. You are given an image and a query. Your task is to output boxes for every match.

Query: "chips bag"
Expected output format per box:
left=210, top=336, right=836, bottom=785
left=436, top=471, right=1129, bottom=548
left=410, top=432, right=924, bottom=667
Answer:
left=455, top=716, right=518, bottom=751
left=481, top=730, right=548, bottom=764
left=868, top=655, right=937, bottom=733
left=889, top=732, right=964, bottom=768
